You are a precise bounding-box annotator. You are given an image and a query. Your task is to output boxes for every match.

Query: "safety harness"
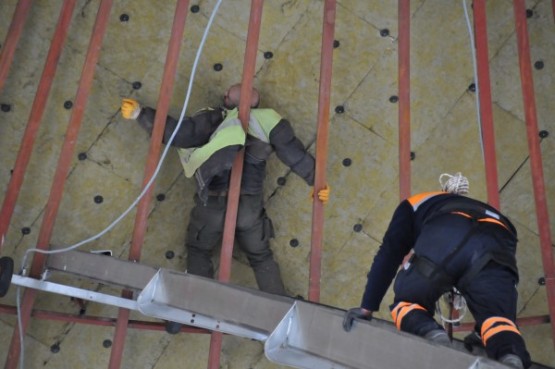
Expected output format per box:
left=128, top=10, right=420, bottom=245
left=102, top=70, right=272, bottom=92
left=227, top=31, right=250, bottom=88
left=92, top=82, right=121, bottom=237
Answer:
left=409, top=193, right=518, bottom=292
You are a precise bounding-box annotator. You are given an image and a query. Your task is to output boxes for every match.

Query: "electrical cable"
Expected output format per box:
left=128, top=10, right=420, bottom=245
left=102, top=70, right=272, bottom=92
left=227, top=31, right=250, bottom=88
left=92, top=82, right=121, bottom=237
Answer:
left=434, top=0, right=485, bottom=331
left=19, top=0, right=223, bottom=270
left=463, top=0, right=485, bottom=160
left=15, top=1, right=223, bottom=367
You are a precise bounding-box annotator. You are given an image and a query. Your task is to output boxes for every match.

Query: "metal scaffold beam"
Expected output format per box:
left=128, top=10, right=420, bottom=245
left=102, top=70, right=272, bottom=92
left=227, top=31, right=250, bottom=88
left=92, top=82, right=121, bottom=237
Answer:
left=0, top=251, right=520, bottom=369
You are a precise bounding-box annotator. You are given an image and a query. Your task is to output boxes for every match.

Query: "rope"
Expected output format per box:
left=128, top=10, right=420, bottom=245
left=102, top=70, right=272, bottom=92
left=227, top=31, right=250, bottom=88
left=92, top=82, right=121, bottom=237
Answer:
left=436, top=288, right=468, bottom=325
left=462, top=0, right=485, bottom=161
left=439, top=172, right=470, bottom=195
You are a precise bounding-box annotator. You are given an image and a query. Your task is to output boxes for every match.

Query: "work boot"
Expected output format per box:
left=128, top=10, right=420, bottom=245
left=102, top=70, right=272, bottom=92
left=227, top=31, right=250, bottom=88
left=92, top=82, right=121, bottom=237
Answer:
left=165, top=321, right=182, bottom=335
left=499, top=354, right=524, bottom=369
left=423, top=329, right=451, bottom=346
left=463, top=331, right=483, bottom=352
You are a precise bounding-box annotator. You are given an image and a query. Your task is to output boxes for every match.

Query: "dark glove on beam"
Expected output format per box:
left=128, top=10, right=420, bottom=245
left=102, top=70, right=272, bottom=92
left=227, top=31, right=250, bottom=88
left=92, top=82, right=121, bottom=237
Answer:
left=343, top=307, right=372, bottom=332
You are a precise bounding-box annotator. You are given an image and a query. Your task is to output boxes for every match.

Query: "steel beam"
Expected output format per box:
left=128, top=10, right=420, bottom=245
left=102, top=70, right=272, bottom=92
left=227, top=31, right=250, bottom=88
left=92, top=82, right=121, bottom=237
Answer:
left=308, top=0, right=336, bottom=303
left=0, top=0, right=31, bottom=96
left=108, top=1, right=190, bottom=368
left=512, top=0, right=555, bottom=350
left=473, top=0, right=500, bottom=209
left=0, top=0, right=73, bottom=254
left=0, top=303, right=207, bottom=332
left=398, top=0, right=411, bottom=200
left=3, top=2, right=79, bottom=368
left=208, top=1, right=264, bottom=367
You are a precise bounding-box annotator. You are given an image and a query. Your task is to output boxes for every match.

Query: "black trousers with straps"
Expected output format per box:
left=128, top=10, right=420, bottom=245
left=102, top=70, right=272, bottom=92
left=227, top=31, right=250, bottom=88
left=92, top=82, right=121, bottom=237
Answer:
left=391, top=214, right=531, bottom=367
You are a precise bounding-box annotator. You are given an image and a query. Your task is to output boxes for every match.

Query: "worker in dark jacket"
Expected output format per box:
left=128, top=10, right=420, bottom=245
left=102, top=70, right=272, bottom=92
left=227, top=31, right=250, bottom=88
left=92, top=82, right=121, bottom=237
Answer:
left=343, top=173, right=530, bottom=369
left=121, top=84, right=329, bottom=297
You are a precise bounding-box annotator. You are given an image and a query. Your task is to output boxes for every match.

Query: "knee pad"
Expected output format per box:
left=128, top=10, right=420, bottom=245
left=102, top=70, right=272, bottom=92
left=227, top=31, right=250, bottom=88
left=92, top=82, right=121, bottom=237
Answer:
left=480, top=317, right=521, bottom=346
left=391, top=302, right=444, bottom=336
left=480, top=317, right=530, bottom=368
left=391, top=302, right=427, bottom=330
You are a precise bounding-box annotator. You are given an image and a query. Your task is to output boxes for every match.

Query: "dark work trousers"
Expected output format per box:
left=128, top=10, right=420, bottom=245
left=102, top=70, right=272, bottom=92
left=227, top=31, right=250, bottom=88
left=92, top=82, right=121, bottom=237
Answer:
left=391, top=214, right=530, bottom=367
left=185, top=192, right=286, bottom=295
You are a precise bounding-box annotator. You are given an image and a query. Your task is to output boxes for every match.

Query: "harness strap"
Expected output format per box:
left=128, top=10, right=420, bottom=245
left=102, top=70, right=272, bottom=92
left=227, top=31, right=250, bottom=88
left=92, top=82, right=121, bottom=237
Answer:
left=412, top=254, right=454, bottom=292
left=414, top=207, right=516, bottom=289
left=422, top=221, right=481, bottom=286
left=426, top=198, right=517, bottom=238
left=457, top=248, right=519, bottom=290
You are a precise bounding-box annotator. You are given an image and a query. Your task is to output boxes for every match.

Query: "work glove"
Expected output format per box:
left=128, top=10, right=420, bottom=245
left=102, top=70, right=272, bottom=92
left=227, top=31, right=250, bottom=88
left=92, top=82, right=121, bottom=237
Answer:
left=121, top=98, right=141, bottom=119
left=310, top=185, right=331, bottom=204
left=342, top=307, right=372, bottom=332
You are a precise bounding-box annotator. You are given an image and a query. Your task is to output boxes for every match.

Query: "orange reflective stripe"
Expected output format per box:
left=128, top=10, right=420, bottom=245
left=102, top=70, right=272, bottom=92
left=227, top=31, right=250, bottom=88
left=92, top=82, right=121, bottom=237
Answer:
left=391, top=302, right=411, bottom=324
left=392, top=303, right=426, bottom=330
left=396, top=304, right=426, bottom=330
left=481, top=317, right=516, bottom=336
left=407, top=191, right=446, bottom=209
left=481, top=317, right=518, bottom=345
left=451, top=212, right=509, bottom=231
left=478, top=218, right=509, bottom=231
left=451, top=211, right=472, bottom=218
left=482, top=325, right=521, bottom=345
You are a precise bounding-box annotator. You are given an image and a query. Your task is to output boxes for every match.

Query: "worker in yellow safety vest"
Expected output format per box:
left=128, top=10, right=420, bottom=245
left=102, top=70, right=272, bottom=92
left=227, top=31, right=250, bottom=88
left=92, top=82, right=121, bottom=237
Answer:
left=121, top=84, right=329, bottom=327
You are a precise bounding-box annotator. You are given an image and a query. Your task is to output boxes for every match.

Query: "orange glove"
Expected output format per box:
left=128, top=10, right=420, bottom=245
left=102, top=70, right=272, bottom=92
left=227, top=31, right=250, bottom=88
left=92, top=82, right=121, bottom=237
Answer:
left=311, top=185, right=330, bottom=204
left=121, top=98, right=141, bottom=119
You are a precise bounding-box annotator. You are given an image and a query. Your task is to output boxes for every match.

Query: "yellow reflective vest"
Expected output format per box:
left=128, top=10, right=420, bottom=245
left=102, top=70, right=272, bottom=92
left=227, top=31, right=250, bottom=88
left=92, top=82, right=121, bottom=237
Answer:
left=177, top=108, right=282, bottom=178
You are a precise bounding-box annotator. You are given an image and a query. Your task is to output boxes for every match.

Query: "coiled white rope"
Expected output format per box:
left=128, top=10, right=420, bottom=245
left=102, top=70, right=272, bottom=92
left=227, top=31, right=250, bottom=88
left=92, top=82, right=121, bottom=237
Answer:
left=439, top=172, right=470, bottom=195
